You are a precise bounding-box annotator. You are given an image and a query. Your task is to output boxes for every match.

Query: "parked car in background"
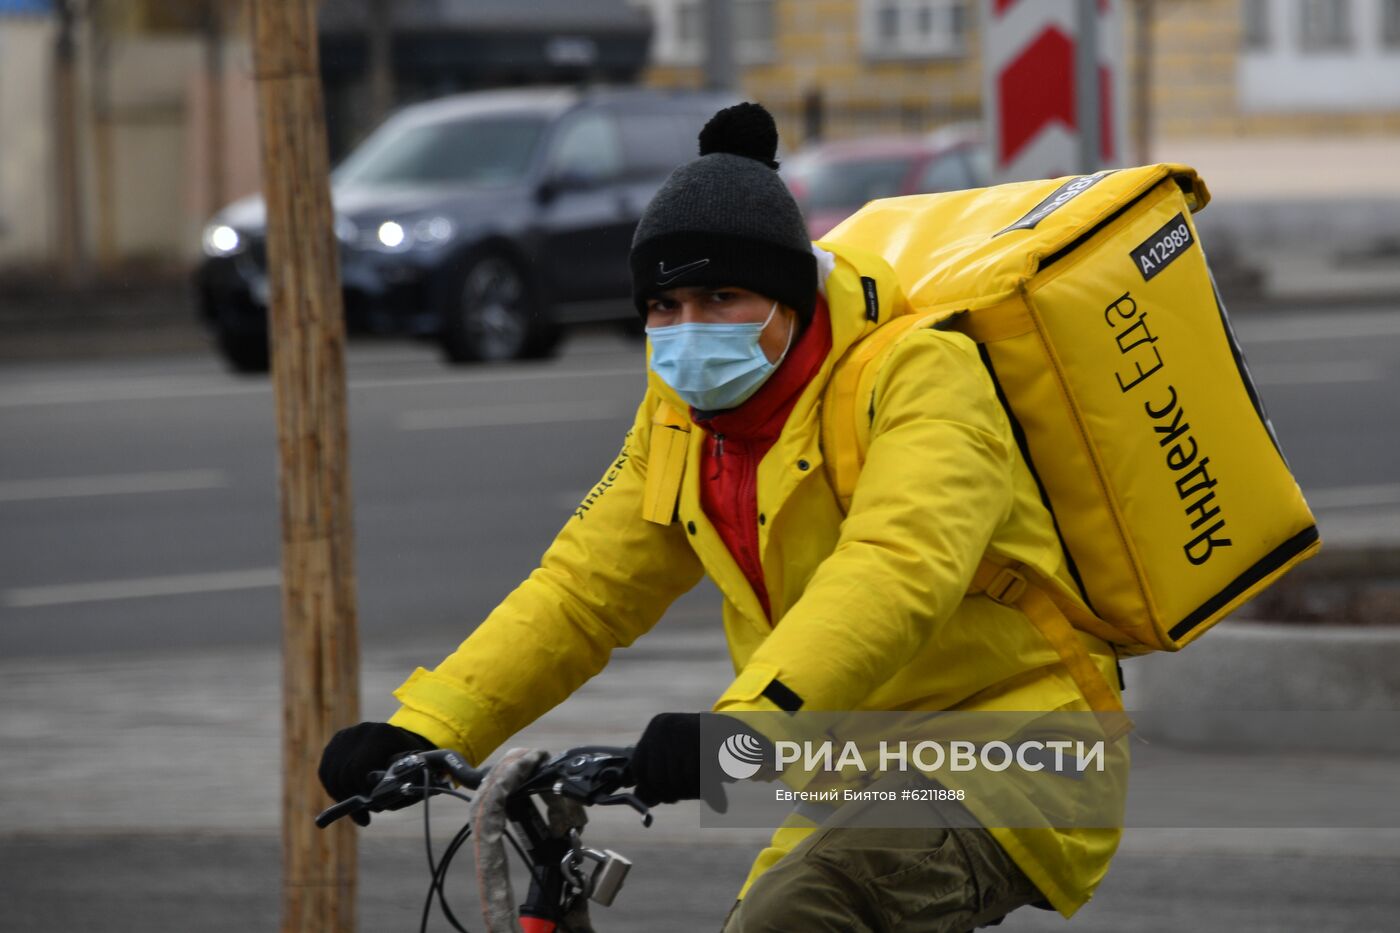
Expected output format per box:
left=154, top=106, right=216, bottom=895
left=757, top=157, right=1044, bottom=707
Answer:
left=196, top=87, right=732, bottom=372
left=782, top=128, right=989, bottom=238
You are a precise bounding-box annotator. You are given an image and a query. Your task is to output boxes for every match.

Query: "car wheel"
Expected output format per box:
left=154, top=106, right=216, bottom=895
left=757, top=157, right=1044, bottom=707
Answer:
left=214, top=322, right=270, bottom=374
left=441, top=253, right=557, bottom=363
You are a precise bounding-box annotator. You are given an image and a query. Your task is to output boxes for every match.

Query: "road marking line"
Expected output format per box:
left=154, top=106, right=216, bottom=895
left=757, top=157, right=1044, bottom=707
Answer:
left=0, top=376, right=264, bottom=408
left=1251, top=361, right=1385, bottom=386
left=351, top=366, right=642, bottom=392
left=398, top=400, right=631, bottom=431
left=1306, top=483, right=1400, bottom=510
left=4, top=567, right=281, bottom=609
left=0, top=469, right=228, bottom=503
left=0, top=366, right=642, bottom=408
left=1235, top=314, right=1400, bottom=344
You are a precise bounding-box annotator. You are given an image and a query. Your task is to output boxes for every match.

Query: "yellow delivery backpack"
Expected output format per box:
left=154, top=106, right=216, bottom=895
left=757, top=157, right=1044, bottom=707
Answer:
left=819, top=163, right=1319, bottom=676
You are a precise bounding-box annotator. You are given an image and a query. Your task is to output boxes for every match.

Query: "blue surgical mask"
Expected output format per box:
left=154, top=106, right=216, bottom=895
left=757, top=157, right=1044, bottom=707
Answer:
left=646, top=301, right=794, bottom=411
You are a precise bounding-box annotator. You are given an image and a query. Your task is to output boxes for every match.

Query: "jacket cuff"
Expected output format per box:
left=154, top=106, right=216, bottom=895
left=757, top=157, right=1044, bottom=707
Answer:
left=713, top=662, right=805, bottom=715
left=387, top=667, right=505, bottom=767
left=715, top=664, right=828, bottom=792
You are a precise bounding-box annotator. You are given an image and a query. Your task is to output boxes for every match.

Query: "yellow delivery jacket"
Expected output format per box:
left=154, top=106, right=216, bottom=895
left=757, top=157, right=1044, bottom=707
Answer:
left=388, top=241, right=1124, bottom=916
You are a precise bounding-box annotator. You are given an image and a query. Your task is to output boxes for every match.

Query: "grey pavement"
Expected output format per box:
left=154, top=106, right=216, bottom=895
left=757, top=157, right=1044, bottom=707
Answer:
left=5, top=676, right=1399, bottom=930
left=3, top=622, right=1399, bottom=931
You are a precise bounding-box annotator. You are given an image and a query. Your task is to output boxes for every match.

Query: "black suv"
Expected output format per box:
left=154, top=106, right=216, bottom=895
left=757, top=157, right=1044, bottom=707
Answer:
left=196, top=86, right=733, bottom=372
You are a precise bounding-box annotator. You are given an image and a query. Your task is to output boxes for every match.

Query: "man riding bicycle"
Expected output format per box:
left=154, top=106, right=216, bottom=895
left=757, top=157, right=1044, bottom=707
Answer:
left=320, top=102, right=1124, bottom=932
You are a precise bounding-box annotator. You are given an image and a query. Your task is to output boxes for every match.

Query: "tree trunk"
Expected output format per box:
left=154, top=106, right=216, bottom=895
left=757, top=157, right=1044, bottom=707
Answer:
left=250, top=2, right=360, bottom=931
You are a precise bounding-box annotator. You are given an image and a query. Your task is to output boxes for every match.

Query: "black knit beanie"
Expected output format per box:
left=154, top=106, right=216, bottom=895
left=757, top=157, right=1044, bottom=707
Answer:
left=630, top=102, right=816, bottom=321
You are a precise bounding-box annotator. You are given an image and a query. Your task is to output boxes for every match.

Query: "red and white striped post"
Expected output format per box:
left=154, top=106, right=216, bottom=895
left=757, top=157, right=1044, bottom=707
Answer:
left=982, top=0, right=1128, bottom=183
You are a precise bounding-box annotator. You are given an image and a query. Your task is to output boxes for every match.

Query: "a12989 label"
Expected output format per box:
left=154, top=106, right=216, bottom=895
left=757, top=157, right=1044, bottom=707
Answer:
left=1130, top=212, right=1195, bottom=281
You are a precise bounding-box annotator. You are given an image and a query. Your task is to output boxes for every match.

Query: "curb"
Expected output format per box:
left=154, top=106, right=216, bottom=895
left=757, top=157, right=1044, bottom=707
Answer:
left=1123, top=620, right=1400, bottom=751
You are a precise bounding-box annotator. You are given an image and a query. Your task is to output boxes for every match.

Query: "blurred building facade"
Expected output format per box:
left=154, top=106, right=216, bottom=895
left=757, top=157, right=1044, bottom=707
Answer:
left=1153, top=0, right=1400, bottom=138
left=633, top=0, right=1400, bottom=196
left=635, top=0, right=984, bottom=145
left=0, top=0, right=651, bottom=277
left=1, top=0, right=1396, bottom=278
left=0, top=1, right=260, bottom=276
left=317, top=0, right=652, bottom=159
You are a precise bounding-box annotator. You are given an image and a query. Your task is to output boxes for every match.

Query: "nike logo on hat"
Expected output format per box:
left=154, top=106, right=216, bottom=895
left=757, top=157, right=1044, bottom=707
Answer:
left=656, top=258, right=710, bottom=286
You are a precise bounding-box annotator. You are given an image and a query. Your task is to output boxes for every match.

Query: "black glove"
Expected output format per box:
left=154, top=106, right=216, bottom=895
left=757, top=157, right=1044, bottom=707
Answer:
left=318, top=722, right=435, bottom=824
left=630, top=712, right=730, bottom=812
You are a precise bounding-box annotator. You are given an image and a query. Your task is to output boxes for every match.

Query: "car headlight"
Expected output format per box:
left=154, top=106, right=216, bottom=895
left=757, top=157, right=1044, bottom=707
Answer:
left=334, top=215, right=358, bottom=244
left=412, top=216, right=455, bottom=247
left=376, top=220, right=407, bottom=250
left=369, top=216, right=455, bottom=253
left=202, top=224, right=243, bottom=257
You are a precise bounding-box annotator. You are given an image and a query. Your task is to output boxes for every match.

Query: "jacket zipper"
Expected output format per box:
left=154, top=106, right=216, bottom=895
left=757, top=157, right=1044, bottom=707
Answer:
left=705, top=428, right=770, bottom=619
left=710, top=432, right=725, bottom=481
left=735, top=438, right=766, bottom=619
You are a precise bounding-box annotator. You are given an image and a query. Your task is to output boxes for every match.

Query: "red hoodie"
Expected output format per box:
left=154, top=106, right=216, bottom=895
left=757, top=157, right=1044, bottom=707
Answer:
left=696, top=297, right=833, bottom=620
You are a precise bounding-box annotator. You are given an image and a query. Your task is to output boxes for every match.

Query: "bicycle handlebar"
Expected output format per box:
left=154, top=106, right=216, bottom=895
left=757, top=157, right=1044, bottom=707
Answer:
left=314, top=744, right=648, bottom=829
left=315, top=744, right=651, bottom=930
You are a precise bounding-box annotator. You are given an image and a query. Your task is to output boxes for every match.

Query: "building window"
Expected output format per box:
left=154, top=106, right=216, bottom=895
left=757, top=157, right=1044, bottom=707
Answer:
left=676, top=0, right=704, bottom=55
left=1242, top=0, right=1272, bottom=49
left=1298, top=0, right=1352, bottom=51
left=735, top=0, right=777, bottom=60
left=875, top=1, right=900, bottom=43
left=863, top=0, right=968, bottom=58
left=1383, top=0, right=1400, bottom=48
left=653, top=0, right=775, bottom=66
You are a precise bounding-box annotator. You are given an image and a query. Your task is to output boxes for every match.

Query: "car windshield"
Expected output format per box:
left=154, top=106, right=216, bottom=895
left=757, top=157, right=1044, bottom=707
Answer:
left=792, top=156, right=916, bottom=211
left=333, top=115, right=547, bottom=188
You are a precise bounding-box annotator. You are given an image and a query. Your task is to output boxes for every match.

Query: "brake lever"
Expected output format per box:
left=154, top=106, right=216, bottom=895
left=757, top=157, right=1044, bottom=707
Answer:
left=589, top=791, right=653, bottom=827
left=315, top=794, right=373, bottom=828
left=315, top=754, right=455, bottom=829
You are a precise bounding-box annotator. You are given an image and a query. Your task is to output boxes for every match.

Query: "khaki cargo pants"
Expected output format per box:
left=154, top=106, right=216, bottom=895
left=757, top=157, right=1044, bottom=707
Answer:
left=721, top=823, right=1044, bottom=933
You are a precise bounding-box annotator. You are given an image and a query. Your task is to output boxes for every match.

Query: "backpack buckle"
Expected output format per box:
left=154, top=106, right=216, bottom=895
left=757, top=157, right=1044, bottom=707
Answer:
left=986, top=567, right=1028, bottom=606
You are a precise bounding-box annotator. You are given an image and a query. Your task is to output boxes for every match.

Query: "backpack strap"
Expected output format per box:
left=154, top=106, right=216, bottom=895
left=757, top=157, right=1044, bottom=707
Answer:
left=821, top=311, right=951, bottom=511
left=642, top=400, right=691, bottom=525
left=970, top=559, right=1131, bottom=742
left=821, top=314, right=1131, bottom=739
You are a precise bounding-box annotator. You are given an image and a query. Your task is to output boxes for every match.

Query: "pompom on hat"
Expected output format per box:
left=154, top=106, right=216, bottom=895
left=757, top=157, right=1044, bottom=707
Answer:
left=630, top=102, right=816, bottom=321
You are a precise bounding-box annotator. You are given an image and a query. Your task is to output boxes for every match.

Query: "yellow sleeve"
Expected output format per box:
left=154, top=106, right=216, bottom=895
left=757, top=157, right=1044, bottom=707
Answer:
left=390, top=394, right=704, bottom=763
left=715, top=329, right=1015, bottom=714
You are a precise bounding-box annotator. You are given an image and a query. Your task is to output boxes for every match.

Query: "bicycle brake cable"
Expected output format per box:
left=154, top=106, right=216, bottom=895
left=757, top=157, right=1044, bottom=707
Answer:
left=418, top=765, right=476, bottom=933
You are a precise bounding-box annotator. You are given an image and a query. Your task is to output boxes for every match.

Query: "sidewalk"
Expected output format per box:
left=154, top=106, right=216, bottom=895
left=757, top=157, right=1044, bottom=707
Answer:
left=2, top=614, right=1398, bottom=932
left=2, top=618, right=1397, bottom=843
left=0, top=278, right=207, bottom=363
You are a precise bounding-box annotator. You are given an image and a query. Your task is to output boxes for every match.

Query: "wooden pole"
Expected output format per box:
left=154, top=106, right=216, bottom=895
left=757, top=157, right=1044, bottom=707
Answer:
left=250, top=2, right=360, bottom=932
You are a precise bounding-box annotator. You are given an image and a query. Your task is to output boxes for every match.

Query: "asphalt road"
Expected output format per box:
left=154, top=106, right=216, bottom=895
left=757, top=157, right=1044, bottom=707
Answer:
left=1, top=306, right=1399, bottom=931
left=1, top=304, right=1398, bottom=661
